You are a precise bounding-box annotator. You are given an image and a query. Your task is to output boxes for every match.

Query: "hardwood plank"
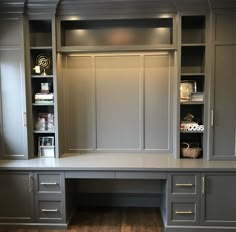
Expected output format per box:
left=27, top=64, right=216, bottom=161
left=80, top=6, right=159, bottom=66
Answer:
left=0, top=207, right=164, bottom=232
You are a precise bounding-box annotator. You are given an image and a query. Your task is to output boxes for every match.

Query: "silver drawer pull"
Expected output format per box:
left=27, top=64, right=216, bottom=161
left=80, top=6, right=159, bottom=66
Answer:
left=175, top=211, right=193, bottom=215
left=41, top=209, right=58, bottom=212
left=175, top=184, right=193, bottom=187
left=40, top=182, right=58, bottom=185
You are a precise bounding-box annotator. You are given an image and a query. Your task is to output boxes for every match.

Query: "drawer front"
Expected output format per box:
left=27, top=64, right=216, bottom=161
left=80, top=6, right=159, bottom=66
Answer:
left=170, top=202, right=197, bottom=223
left=171, top=174, right=198, bottom=194
left=37, top=200, right=64, bottom=221
left=36, top=173, right=63, bottom=193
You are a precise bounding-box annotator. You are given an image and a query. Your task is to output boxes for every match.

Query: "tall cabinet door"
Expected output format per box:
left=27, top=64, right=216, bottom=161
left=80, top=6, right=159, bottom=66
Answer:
left=0, top=50, right=28, bottom=159
left=200, top=173, right=236, bottom=226
left=210, top=12, right=236, bottom=159
left=0, top=172, right=34, bottom=222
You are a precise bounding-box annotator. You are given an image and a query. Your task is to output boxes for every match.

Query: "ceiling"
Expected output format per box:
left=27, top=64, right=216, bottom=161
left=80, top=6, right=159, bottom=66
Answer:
left=0, top=0, right=236, bottom=17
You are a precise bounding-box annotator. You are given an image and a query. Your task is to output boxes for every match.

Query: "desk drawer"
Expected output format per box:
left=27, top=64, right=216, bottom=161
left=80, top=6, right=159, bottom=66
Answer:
left=170, top=174, right=199, bottom=195
left=36, top=200, right=64, bottom=222
left=36, top=172, right=63, bottom=193
left=170, top=201, right=198, bottom=224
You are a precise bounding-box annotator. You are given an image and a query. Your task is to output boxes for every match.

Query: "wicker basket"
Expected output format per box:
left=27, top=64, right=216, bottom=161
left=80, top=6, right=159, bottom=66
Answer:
left=180, top=142, right=202, bottom=158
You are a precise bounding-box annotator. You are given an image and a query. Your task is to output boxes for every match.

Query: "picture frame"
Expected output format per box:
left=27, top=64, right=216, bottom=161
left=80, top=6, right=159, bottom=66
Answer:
left=180, top=81, right=197, bottom=100
left=38, top=136, right=55, bottom=158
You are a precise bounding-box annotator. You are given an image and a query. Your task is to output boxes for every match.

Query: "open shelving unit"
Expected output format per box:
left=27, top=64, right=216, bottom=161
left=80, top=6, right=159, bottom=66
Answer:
left=28, top=19, right=57, bottom=158
left=179, top=15, right=206, bottom=159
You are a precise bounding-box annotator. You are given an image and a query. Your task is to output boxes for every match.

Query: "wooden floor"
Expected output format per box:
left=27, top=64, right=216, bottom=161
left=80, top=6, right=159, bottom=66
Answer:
left=0, top=207, right=164, bottom=232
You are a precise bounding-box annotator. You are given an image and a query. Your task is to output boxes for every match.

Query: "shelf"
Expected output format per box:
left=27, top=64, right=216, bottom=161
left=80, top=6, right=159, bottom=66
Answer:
left=33, top=103, right=54, bottom=106
left=181, top=43, right=205, bottom=47
left=181, top=73, right=205, bottom=76
left=60, top=18, right=174, bottom=47
left=32, top=75, right=53, bottom=78
left=34, top=130, right=55, bottom=134
left=180, top=131, right=204, bottom=134
left=30, top=46, right=52, bottom=50
left=180, top=101, right=204, bottom=105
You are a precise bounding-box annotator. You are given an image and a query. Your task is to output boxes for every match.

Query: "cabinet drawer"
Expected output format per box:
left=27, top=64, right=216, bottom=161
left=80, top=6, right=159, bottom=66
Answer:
left=36, top=173, right=63, bottom=193
left=170, top=174, right=198, bottom=194
left=171, top=202, right=197, bottom=222
left=37, top=200, right=63, bottom=220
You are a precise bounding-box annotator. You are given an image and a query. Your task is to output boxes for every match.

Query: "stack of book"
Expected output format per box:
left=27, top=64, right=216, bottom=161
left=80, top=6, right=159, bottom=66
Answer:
left=34, top=93, right=54, bottom=104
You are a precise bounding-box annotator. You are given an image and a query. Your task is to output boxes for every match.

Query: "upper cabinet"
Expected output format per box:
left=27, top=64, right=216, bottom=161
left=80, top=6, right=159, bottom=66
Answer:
left=27, top=18, right=58, bottom=158
left=0, top=16, right=28, bottom=159
left=179, top=14, right=207, bottom=159
left=209, top=12, right=236, bottom=160
left=57, top=16, right=176, bottom=51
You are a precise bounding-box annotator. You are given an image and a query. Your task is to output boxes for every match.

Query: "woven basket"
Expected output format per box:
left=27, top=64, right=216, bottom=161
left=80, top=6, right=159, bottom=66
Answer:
left=181, top=142, right=202, bottom=158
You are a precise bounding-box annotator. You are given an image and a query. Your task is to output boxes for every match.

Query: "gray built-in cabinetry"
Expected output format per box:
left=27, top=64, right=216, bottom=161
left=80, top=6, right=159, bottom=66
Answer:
left=166, top=172, right=236, bottom=231
left=0, top=16, right=28, bottom=159
left=209, top=12, right=236, bottom=160
left=28, top=17, right=58, bottom=158
left=179, top=14, right=207, bottom=159
left=57, top=17, right=176, bottom=154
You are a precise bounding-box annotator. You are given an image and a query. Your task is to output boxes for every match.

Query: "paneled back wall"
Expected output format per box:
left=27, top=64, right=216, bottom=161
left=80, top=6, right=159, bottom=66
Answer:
left=61, top=52, right=174, bottom=153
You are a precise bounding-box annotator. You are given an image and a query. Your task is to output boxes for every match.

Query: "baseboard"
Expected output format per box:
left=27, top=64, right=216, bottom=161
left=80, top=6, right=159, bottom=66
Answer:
left=0, top=222, right=68, bottom=229
left=165, top=225, right=236, bottom=232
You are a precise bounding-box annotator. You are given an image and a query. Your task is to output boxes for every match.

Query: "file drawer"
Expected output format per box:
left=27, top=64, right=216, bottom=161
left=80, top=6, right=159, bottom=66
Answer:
left=37, top=200, right=64, bottom=222
left=171, top=201, right=197, bottom=222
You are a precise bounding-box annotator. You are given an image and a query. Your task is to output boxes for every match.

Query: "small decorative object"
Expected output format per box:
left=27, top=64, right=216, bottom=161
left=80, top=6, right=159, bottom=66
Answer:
left=33, top=54, right=51, bottom=76
left=38, top=136, right=55, bottom=158
left=191, top=92, right=204, bottom=101
left=35, top=117, right=46, bottom=131
left=184, top=113, right=195, bottom=122
left=34, top=93, right=54, bottom=104
left=180, top=81, right=197, bottom=100
left=180, top=113, right=204, bottom=132
left=180, top=122, right=204, bottom=132
left=181, top=142, right=202, bottom=158
left=41, top=83, right=50, bottom=93
left=35, top=113, right=54, bottom=131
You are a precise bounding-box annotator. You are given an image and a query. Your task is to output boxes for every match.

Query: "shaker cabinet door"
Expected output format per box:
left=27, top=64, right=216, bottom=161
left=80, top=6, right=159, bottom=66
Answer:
left=0, top=49, right=28, bottom=159
left=0, top=172, right=34, bottom=222
left=201, top=173, right=236, bottom=226
left=210, top=13, right=236, bottom=160
left=211, top=45, right=236, bottom=159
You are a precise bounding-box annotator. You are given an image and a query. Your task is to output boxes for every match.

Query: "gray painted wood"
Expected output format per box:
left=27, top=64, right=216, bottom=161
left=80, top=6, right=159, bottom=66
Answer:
left=64, top=56, right=93, bottom=151
left=0, top=18, right=21, bottom=47
left=96, top=55, right=140, bottom=150
left=0, top=49, right=28, bottom=159
left=0, top=172, right=34, bottom=222
left=201, top=173, right=236, bottom=226
left=62, top=53, right=173, bottom=153
left=116, top=171, right=167, bottom=179
left=144, top=54, right=171, bottom=151
left=215, top=13, right=236, bottom=43
left=212, top=46, right=236, bottom=159
left=65, top=171, right=115, bottom=179
left=167, top=173, right=201, bottom=226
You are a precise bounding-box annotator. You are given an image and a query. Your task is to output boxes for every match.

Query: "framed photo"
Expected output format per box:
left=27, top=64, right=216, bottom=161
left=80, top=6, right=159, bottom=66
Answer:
left=180, top=81, right=197, bottom=100
left=38, top=136, right=55, bottom=158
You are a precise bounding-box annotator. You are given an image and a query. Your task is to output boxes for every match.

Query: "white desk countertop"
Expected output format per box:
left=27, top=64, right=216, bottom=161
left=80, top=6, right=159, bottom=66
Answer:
left=1, top=153, right=236, bottom=171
